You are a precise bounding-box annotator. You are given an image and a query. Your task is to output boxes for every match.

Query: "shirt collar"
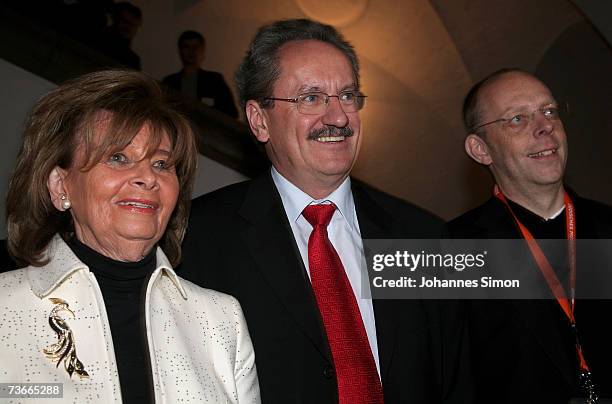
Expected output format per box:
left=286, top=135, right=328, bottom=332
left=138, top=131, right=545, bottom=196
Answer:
left=548, top=205, right=565, bottom=220
left=271, top=166, right=357, bottom=230
left=27, top=234, right=187, bottom=299
left=507, top=197, right=566, bottom=221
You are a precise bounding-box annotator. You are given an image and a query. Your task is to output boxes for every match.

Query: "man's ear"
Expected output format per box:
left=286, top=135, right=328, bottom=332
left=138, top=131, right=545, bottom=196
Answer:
left=465, top=134, right=493, bottom=166
left=245, top=100, right=270, bottom=143
left=47, top=167, right=69, bottom=211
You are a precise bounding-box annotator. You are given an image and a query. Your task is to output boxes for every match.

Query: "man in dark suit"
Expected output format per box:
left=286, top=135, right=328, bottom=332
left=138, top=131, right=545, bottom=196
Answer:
left=162, top=30, right=238, bottom=118
left=96, top=2, right=142, bottom=70
left=447, top=68, right=612, bottom=402
left=179, top=19, right=472, bottom=403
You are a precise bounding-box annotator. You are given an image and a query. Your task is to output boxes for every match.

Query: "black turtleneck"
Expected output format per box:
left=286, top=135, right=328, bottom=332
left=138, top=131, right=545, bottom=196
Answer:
left=67, top=237, right=155, bottom=404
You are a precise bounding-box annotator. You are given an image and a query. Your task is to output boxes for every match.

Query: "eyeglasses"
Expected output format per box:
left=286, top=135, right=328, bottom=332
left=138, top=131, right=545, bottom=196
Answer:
left=264, top=91, right=367, bottom=115
left=472, top=105, right=565, bottom=133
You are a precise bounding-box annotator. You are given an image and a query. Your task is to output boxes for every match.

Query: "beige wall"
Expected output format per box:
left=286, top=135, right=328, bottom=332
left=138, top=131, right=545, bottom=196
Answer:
left=0, top=59, right=54, bottom=238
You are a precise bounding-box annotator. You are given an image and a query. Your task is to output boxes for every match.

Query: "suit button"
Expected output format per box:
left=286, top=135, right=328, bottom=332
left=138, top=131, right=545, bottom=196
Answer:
left=323, top=366, right=335, bottom=379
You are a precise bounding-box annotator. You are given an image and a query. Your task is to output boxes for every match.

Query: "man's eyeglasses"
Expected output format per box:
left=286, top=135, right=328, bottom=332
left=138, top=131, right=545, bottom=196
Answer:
left=472, top=104, right=566, bottom=133
left=264, top=91, right=367, bottom=115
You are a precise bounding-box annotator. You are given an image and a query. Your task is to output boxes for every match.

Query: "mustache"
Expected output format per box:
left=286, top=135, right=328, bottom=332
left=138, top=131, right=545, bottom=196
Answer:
left=308, top=126, right=354, bottom=140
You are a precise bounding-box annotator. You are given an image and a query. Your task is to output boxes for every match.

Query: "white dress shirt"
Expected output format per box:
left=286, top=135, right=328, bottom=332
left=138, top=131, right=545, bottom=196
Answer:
left=271, top=167, right=380, bottom=376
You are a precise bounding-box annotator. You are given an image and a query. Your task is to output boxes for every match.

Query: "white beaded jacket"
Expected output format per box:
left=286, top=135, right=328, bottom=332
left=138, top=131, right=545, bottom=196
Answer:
left=0, top=235, right=260, bottom=403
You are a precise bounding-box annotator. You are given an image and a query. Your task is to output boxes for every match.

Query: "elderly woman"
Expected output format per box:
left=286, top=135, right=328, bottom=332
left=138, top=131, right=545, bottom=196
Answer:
left=0, top=70, right=260, bottom=403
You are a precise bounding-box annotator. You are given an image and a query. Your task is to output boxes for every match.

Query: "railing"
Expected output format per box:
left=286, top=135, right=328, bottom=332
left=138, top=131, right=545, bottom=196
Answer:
left=0, top=5, right=269, bottom=178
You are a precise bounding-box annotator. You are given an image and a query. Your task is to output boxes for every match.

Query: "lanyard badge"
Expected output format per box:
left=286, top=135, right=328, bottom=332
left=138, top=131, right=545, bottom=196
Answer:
left=493, top=186, right=598, bottom=403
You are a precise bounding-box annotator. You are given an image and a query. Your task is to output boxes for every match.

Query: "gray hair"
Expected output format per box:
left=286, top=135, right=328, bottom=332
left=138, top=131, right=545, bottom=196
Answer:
left=235, top=18, right=360, bottom=110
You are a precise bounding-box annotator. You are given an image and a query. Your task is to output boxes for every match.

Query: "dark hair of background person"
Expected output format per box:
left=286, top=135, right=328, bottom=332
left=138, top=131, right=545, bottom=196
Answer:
left=178, top=30, right=205, bottom=48
left=462, top=67, right=529, bottom=135
left=112, top=1, right=142, bottom=22
left=98, top=1, right=142, bottom=69
left=235, top=18, right=360, bottom=110
left=109, top=1, right=142, bottom=41
left=6, top=70, right=198, bottom=268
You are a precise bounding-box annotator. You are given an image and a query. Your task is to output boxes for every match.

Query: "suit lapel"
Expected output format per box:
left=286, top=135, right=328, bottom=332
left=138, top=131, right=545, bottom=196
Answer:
left=238, top=174, right=331, bottom=362
left=352, top=181, right=393, bottom=239
left=352, top=182, right=398, bottom=380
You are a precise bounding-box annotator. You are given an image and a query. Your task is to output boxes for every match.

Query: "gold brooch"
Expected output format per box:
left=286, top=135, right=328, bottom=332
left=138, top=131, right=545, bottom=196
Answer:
left=43, top=297, right=89, bottom=379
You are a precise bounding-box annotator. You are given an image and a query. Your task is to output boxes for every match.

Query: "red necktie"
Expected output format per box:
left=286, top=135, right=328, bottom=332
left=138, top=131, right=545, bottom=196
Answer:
left=302, top=204, right=384, bottom=404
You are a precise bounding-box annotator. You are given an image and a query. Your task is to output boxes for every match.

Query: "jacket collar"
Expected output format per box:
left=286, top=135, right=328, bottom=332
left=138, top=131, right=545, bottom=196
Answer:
left=27, top=234, right=187, bottom=299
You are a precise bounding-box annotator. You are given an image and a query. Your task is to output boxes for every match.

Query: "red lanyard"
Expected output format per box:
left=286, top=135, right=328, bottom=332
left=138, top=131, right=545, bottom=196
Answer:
left=493, top=185, right=589, bottom=372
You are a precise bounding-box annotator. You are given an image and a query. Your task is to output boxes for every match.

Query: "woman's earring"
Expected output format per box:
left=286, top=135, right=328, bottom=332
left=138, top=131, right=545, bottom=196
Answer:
left=60, top=194, right=71, bottom=210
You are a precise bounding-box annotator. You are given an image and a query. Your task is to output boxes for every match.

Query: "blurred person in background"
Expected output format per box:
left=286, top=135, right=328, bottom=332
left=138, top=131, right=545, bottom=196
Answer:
left=163, top=30, right=238, bottom=118
left=97, top=2, right=143, bottom=70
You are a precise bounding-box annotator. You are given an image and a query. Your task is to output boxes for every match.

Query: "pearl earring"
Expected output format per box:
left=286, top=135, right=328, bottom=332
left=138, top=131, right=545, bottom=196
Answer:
left=60, top=194, right=71, bottom=210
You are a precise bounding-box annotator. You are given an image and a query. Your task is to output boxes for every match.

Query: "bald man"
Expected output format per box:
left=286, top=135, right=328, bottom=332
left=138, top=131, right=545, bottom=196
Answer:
left=447, top=69, right=612, bottom=403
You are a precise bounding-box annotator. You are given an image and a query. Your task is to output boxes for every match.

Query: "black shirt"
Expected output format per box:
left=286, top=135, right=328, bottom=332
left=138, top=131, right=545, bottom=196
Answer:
left=506, top=198, right=566, bottom=239
left=67, top=237, right=154, bottom=403
left=505, top=198, right=603, bottom=398
left=506, top=199, right=569, bottom=289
